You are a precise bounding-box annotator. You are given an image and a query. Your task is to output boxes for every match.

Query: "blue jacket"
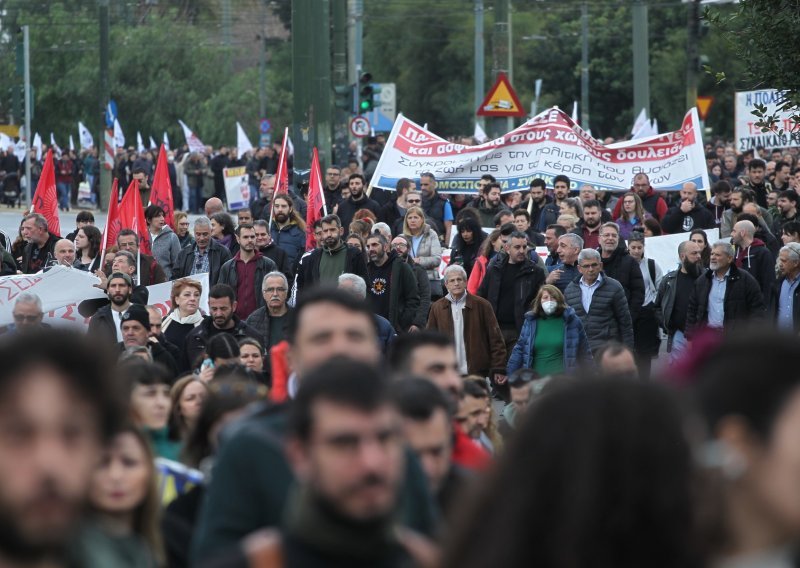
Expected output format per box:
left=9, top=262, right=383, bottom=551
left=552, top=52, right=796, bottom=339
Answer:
left=270, top=223, right=306, bottom=271
left=507, top=306, right=593, bottom=375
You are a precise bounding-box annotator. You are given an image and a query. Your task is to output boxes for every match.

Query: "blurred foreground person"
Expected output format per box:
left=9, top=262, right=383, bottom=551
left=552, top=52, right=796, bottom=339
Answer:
left=693, top=329, right=800, bottom=568
left=444, top=379, right=702, bottom=568
left=86, top=425, right=164, bottom=567
left=0, top=330, right=119, bottom=567
left=244, top=359, right=438, bottom=567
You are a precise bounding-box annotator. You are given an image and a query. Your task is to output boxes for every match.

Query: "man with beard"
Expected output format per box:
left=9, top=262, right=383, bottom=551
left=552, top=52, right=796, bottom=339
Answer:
left=20, top=213, right=58, bottom=274
left=574, top=199, right=603, bottom=249
left=296, top=214, right=368, bottom=294
left=610, top=173, right=668, bottom=222
left=270, top=194, right=307, bottom=270
left=419, top=172, right=453, bottom=244
left=774, top=189, right=799, bottom=233
left=335, top=173, right=381, bottom=233
left=468, top=182, right=510, bottom=228
left=521, top=178, right=560, bottom=232
left=0, top=331, right=120, bottom=568
left=243, top=359, right=435, bottom=567
left=720, top=187, right=774, bottom=237
left=391, top=235, right=431, bottom=332
left=706, top=180, right=732, bottom=227
left=88, top=272, right=134, bottom=344
left=218, top=224, right=278, bottom=320
left=598, top=223, right=645, bottom=322
left=253, top=219, right=292, bottom=280
left=661, top=182, right=715, bottom=234
left=552, top=174, right=572, bottom=208
left=184, top=284, right=261, bottom=369
left=366, top=233, right=420, bottom=332
left=251, top=174, right=276, bottom=221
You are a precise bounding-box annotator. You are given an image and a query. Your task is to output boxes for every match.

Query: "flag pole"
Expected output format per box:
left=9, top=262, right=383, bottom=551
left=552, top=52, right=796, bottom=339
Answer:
left=136, top=249, right=141, bottom=286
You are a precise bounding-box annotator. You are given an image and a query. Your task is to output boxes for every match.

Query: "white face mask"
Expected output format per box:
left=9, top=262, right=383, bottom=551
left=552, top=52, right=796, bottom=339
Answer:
left=541, top=300, right=558, bottom=315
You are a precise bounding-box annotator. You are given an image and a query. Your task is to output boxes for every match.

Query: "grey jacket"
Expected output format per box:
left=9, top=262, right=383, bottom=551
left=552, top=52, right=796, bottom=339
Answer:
left=150, top=225, right=182, bottom=280
left=564, top=274, right=634, bottom=351
left=405, top=224, right=442, bottom=282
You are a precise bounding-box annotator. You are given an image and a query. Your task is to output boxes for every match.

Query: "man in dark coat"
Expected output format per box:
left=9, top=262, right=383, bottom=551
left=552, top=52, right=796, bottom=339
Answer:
left=366, top=233, right=420, bottom=333
left=598, top=222, right=645, bottom=322
left=20, top=213, right=58, bottom=273
left=172, top=217, right=232, bottom=285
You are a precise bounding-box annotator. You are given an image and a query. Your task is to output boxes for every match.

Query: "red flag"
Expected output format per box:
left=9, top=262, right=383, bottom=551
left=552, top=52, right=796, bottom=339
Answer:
left=269, top=128, right=290, bottom=227
left=148, top=144, right=174, bottom=229
left=305, top=147, right=327, bottom=251
left=117, top=179, right=152, bottom=255
left=100, top=178, right=120, bottom=265
left=30, top=149, right=61, bottom=236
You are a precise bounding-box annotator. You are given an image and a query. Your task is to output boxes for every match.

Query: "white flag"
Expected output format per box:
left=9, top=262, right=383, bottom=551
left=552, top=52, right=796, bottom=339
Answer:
left=69, top=135, right=75, bottom=152
left=14, top=140, right=26, bottom=162
left=286, top=135, right=294, bottom=157
left=163, top=132, right=170, bottom=150
left=114, top=119, right=125, bottom=148
left=631, top=108, right=648, bottom=135
left=178, top=120, right=205, bottom=153
left=50, top=133, right=61, bottom=157
left=236, top=122, right=253, bottom=159
left=149, top=136, right=157, bottom=150
left=571, top=101, right=579, bottom=123
left=136, top=131, right=145, bottom=153
left=33, top=133, right=42, bottom=161
left=78, top=121, right=94, bottom=149
left=0, top=133, right=12, bottom=152
left=473, top=122, right=488, bottom=143
left=632, top=117, right=659, bottom=140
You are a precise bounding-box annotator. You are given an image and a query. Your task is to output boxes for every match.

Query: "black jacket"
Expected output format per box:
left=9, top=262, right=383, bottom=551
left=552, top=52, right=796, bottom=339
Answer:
left=172, top=240, right=232, bottom=285
left=661, top=204, right=716, bottom=233
left=217, top=254, right=278, bottom=316
left=599, top=245, right=645, bottom=321
left=564, top=274, right=634, bottom=350
left=367, top=253, right=420, bottom=332
left=477, top=254, right=546, bottom=331
left=20, top=232, right=58, bottom=273
left=184, top=316, right=262, bottom=371
left=118, top=341, right=179, bottom=379
left=87, top=304, right=120, bottom=344
left=686, top=264, right=766, bottom=336
left=337, top=195, right=381, bottom=233
left=734, top=240, right=776, bottom=306
left=770, top=274, right=800, bottom=332
left=260, top=244, right=292, bottom=281
left=295, top=243, right=368, bottom=293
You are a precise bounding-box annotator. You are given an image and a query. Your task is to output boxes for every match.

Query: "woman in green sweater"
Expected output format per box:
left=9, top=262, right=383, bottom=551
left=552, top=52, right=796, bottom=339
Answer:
left=508, top=284, right=593, bottom=376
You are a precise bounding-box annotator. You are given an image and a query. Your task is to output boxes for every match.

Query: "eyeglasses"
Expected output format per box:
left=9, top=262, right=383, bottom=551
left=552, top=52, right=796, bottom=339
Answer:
left=263, top=287, right=287, bottom=294
left=13, top=314, right=40, bottom=323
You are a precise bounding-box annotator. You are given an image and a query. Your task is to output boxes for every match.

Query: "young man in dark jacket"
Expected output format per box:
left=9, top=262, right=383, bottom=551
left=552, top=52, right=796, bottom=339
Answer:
left=598, top=222, right=645, bottom=321
left=731, top=219, right=776, bottom=306
left=366, top=233, right=420, bottom=332
left=478, top=230, right=546, bottom=346
left=295, top=214, right=368, bottom=295
left=661, top=182, right=716, bottom=233
left=217, top=224, right=278, bottom=320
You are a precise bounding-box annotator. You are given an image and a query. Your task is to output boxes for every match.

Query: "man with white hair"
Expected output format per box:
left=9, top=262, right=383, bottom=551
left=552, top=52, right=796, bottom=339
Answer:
left=0, top=293, right=46, bottom=333
left=564, top=248, right=634, bottom=351
left=245, top=271, right=292, bottom=351
left=731, top=219, right=776, bottom=305
left=172, top=216, right=232, bottom=284
left=772, top=242, right=800, bottom=331
left=427, top=264, right=506, bottom=379
left=687, top=241, right=766, bottom=335
left=337, top=273, right=396, bottom=353
left=545, top=233, right=582, bottom=292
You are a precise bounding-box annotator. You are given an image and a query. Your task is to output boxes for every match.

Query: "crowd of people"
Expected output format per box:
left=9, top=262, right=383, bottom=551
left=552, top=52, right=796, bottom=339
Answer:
left=2, top=134, right=800, bottom=567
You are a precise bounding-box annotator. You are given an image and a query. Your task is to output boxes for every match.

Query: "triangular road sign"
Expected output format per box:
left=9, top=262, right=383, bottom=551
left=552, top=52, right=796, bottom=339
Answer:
left=477, top=72, right=525, bottom=117
left=696, top=96, right=714, bottom=121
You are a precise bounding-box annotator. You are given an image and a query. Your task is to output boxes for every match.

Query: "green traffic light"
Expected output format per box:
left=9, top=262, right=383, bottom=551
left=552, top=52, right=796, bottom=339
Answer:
left=360, top=100, right=371, bottom=111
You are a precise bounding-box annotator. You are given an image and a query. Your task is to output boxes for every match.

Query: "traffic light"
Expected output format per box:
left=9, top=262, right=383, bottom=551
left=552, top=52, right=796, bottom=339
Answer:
left=358, top=71, right=374, bottom=113
left=334, top=84, right=353, bottom=111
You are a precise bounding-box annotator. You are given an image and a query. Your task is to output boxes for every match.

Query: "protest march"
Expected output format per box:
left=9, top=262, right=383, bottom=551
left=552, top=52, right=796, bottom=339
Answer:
left=3, top=3, right=800, bottom=566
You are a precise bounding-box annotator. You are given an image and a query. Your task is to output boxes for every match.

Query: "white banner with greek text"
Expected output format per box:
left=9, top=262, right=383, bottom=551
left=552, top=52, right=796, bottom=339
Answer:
left=735, top=89, right=800, bottom=152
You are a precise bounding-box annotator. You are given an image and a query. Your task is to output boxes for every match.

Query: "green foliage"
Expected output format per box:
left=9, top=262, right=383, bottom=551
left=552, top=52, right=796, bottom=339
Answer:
left=706, top=0, right=800, bottom=133
left=0, top=1, right=291, bottom=149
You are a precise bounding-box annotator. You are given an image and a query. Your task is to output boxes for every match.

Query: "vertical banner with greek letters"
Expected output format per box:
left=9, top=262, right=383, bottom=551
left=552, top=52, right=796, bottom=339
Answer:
left=734, top=90, right=800, bottom=151
left=370, top=107, right=709, bottom=194
left=223, top=166, right=250, bottom=211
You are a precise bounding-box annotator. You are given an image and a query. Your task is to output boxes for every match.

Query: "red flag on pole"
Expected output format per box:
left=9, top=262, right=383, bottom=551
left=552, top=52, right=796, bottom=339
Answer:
left=117, top=179, right=152, bottom=255
left=148, top=144, right=174, bottom=229
left=30, top=149, right=61, bottom=236
left=269, top=128, right=290, bottom=228
left=305, top=147, right=327, bottom=251
left=100, top=178, right=120, bottom=267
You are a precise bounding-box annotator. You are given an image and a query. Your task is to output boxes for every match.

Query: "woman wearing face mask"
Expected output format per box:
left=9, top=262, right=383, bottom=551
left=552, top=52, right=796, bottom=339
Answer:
left=507, top=284, right=593, bottom=376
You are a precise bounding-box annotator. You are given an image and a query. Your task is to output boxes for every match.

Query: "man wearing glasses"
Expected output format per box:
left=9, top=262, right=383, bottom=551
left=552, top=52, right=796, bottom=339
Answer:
left=324, top=165, right=344, bottom=208
left=564, top=248, right=634, bottom=351
left=0, top=293, right=46, bottom=334
left=245, top=271, right=292, bottom=352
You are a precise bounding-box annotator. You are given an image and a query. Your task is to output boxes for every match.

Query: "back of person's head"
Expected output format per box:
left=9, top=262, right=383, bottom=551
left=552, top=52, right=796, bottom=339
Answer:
left=119, top=358, right=175, bottom=392
left=287, top=357, right=387, bottom=442
left=286, top=286, right=376, bottom=346
left=444, top=378, right=699, bottom=568
left=206, top=334, right=241, bottom=362
left=391, top=377, right=454, bottom=419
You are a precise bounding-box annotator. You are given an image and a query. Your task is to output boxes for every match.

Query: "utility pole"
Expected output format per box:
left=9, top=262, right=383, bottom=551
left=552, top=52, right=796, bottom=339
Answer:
left=474, top=0, right=484, bottom=126
left=685, top=0, right=701, bottom=111
left=222, top=0, right=232, bottom=74
left=580, top=2, right=589, bottom=130
left=632, top=0, right=650, bottom=118
left=291, top=0, right=313, bottom=168
left=332, top=0, right=349, bottom=166
left=312, top=0, right=332, bottom=166
left=258, top=0, right=267, bottom=121
left=491, top=0, right=512, bottom=136
left=99, top=0, right=111, bottom=210
left=22, top=25, right=31, bottom=207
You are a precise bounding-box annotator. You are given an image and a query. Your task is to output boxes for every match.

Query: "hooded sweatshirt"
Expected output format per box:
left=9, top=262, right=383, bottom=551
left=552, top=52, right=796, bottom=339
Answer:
left=734, top=237, right=776, bottom=305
